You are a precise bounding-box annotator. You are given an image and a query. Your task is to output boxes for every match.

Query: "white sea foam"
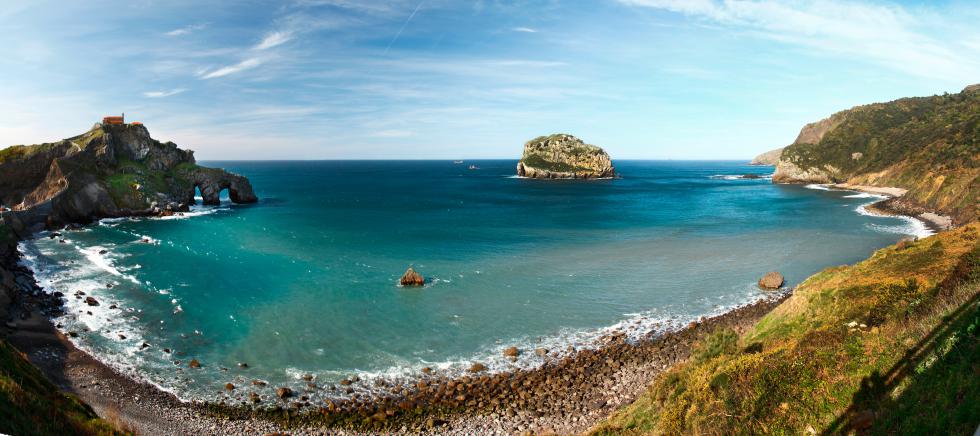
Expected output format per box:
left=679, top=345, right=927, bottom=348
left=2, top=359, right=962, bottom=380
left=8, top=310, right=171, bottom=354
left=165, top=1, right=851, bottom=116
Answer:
left=709, top=174, right=773, bottom=181
left=268, top=283, right=785, bottom=402
left=804, top=183, right=833, bottom=191
left=76, top=246, right=141, bottom=285
left=843, top=192, right=886, bottom=199
left=856, top=203, right=933, bottom=238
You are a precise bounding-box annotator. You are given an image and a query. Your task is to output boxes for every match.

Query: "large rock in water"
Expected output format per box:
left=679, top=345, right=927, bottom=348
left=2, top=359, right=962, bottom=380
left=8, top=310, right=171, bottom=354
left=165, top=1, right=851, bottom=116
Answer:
left=0, top=122, right=257, bottom=228
left=400, top=267, right=425, bottom=286
left=758, top=272, right=785, bottom=290
left=516, top=134, right=614, bottom=179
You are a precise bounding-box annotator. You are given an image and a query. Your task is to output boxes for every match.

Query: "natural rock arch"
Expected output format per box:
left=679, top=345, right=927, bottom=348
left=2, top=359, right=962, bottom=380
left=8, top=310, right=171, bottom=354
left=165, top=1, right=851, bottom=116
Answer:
left=191, top=168, right=257, bottom=206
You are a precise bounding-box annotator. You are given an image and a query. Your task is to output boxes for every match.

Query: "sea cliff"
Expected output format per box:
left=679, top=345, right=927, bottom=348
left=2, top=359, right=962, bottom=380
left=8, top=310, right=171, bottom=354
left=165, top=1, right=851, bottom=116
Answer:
left=0, top=122, right=257, bottom=229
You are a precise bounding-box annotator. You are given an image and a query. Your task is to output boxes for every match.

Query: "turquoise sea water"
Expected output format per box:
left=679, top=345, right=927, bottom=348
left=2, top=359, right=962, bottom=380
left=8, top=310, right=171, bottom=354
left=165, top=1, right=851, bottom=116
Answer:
left=20, top=160, right=928, bottom=402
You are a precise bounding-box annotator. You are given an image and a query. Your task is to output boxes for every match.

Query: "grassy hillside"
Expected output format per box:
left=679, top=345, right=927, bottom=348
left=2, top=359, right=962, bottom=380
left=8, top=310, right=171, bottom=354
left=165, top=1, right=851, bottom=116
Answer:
left=0, top=339, right=123, bottom=435
left=779, top=87, right=979, bottom=223
left=592, top=223, right=980, bottom=435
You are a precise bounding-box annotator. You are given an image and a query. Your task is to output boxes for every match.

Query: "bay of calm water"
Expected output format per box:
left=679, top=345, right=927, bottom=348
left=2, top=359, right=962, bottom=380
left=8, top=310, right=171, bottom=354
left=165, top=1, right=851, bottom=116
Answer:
left=20, top=160, right=928, bottom=401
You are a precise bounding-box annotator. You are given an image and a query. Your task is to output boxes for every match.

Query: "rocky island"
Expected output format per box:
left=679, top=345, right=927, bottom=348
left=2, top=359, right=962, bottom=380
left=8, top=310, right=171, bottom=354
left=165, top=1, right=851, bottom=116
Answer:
left=516, top=134, right=615, bottom=179
left=0, top=120, right=257, bottom=230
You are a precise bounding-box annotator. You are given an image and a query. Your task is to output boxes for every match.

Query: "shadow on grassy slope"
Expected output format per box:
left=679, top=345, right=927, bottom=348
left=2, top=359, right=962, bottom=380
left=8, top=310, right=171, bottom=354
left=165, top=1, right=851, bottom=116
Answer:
left=590, top=224, right=980, bottom=435
left=826, top=283, right=980, bottom=434
left=0, top=339, right=124, bottom=435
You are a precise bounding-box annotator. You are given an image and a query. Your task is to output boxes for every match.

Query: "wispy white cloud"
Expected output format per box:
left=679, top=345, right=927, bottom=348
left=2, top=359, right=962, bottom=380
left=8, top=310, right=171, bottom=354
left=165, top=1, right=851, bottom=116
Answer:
left=254, top=31, right=293, bottom=50
left=142, top=88, right=186, bottom=98
left=618, top=0, right=980, bottom=82
left=512, top=27, right=537, bottom=33
left=370, top=129, right=414, bottom=138
left=165, top=23, right=206, bottom=36
left=199, top=58, right=263, bottom=79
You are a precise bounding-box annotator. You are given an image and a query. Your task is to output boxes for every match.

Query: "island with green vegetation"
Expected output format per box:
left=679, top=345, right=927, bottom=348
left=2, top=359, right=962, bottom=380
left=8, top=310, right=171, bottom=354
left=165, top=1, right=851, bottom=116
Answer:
left=517, top=134, right=616, bottom=179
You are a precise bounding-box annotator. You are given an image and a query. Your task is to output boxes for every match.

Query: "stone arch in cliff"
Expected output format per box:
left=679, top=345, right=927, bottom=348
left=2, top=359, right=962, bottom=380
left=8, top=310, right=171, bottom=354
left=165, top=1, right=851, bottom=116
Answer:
left=192, top=170, right=258, bottom=206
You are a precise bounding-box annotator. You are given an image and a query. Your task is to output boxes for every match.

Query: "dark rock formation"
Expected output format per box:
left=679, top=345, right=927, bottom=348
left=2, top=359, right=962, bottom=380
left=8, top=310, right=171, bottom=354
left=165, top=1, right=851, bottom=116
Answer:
left=399, top=268, right=425, bottom=286
left=758, top=272, right=785, bottom=290
left=517, top=134, right=615, bottom=179
left=0, top=122, right=257, bottom=229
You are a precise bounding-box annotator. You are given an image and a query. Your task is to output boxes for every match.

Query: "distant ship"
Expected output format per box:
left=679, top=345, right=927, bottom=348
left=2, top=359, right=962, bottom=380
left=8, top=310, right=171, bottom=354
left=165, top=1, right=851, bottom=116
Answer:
left=453, top=160, right=464, bottom=164
left=468, top=165, right=479, bottom=170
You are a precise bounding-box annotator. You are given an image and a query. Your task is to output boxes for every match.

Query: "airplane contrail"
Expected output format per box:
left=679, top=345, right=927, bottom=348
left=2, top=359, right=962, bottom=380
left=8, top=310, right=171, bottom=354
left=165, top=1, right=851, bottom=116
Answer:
left=383, top=1, right=423, bottom=55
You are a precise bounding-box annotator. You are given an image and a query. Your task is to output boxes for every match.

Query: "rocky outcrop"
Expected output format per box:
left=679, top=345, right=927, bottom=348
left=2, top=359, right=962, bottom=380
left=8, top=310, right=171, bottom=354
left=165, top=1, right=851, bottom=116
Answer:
left=187, top=167, right=258, bottom=205
left=400, top=268, right=425, bottom=286
left=772, top=160, right=840, bottom=184
left=749, top=147, right=783, bottom=166
left=517, top=134, right=614, bottom=179
left=0, top=122, right=257, bottom=229
left=758, top=272, right=784, bottom=290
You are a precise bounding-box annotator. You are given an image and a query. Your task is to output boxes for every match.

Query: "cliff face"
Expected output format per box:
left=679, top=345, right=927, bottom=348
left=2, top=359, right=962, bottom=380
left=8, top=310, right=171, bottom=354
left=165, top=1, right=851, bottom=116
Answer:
left=517, top=134, right=615, bottom=179
left=772, top=84, right=980, bottom=225
left=0, top=123, right=256, bottom=227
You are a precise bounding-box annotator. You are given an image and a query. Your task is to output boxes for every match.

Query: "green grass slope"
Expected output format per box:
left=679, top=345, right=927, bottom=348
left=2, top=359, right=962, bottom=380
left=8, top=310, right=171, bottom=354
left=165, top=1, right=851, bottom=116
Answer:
left=592, top=223, right=980, bottom=435
left=0, top=339, right=123, bottom=435
left=779, top=87, right=980, bottom=223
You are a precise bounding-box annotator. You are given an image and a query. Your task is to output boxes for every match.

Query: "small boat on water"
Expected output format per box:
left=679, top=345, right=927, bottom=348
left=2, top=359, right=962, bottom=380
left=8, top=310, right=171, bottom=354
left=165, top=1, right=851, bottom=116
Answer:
left=468, top=165, right=479, bottom=170
left=453, top=160, right=464, bottom=164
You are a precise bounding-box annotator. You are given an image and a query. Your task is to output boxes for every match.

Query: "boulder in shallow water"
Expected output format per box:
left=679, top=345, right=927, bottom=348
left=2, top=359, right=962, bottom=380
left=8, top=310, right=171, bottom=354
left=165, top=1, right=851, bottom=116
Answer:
left=469, top=362, right=487, bottom=373
left=188, top=359, right=201, bottom=368
left=758, top=271, right=785, bottom=290
left=276, top=387, right=293, bottom=399
left=84, top=296, right=99, bottom=306
left=503, top=346, right=520, bottom=358
left=399, top=267, right=425, bottom=286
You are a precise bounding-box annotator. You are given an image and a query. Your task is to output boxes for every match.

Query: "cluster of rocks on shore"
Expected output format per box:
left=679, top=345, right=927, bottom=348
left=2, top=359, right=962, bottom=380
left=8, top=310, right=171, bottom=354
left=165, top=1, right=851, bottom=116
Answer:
left=203, top=292, right=790, bottom=434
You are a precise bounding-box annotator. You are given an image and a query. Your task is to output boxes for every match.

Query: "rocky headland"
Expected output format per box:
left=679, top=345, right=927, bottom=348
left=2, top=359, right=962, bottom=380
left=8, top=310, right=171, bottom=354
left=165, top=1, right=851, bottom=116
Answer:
left=748, top=147, right=783, bottom=165
left=770, top=84, right=980, bottom=226
left=0, top=122, right=257, bottom=230
left=516, top=134, right=615, bottom=179
left=0, top=120, right=260, bottom=434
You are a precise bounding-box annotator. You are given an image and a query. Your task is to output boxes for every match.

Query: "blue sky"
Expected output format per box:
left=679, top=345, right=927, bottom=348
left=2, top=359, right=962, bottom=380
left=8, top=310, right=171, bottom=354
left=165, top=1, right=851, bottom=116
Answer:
left=1, top=0, right=978, bottom=160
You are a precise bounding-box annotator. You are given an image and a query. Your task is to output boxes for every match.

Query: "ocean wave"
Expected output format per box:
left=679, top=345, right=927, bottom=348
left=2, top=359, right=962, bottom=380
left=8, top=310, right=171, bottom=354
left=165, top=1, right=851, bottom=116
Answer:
left=76, top=246, right=139, bottom=285
left=843, top=192, right=886, bottom=199
left=243, top=282, right=783, bottom=403
left=709, top=174, right=773, bottom=181
left=856, top=204, right=932, bottom=238
left=804, top=184, right=832, bottom=191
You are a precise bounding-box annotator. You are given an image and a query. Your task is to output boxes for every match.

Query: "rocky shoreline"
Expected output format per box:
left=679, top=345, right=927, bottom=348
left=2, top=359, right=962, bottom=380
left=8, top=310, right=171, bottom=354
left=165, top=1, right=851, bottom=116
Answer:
left=820, top=183, right=955, bottom=233
left=2, top=228, right=791, bottom=435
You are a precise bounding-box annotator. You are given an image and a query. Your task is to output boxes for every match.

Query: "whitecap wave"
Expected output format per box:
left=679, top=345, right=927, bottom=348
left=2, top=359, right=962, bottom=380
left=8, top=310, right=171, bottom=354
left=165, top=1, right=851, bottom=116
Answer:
left=843, top=192, right=886, bottom=199
left=709, top=174, right=773, bottom=181
left=856, top=204, right=932, bottom=238
left=804, top=184, right=832, bottom=191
